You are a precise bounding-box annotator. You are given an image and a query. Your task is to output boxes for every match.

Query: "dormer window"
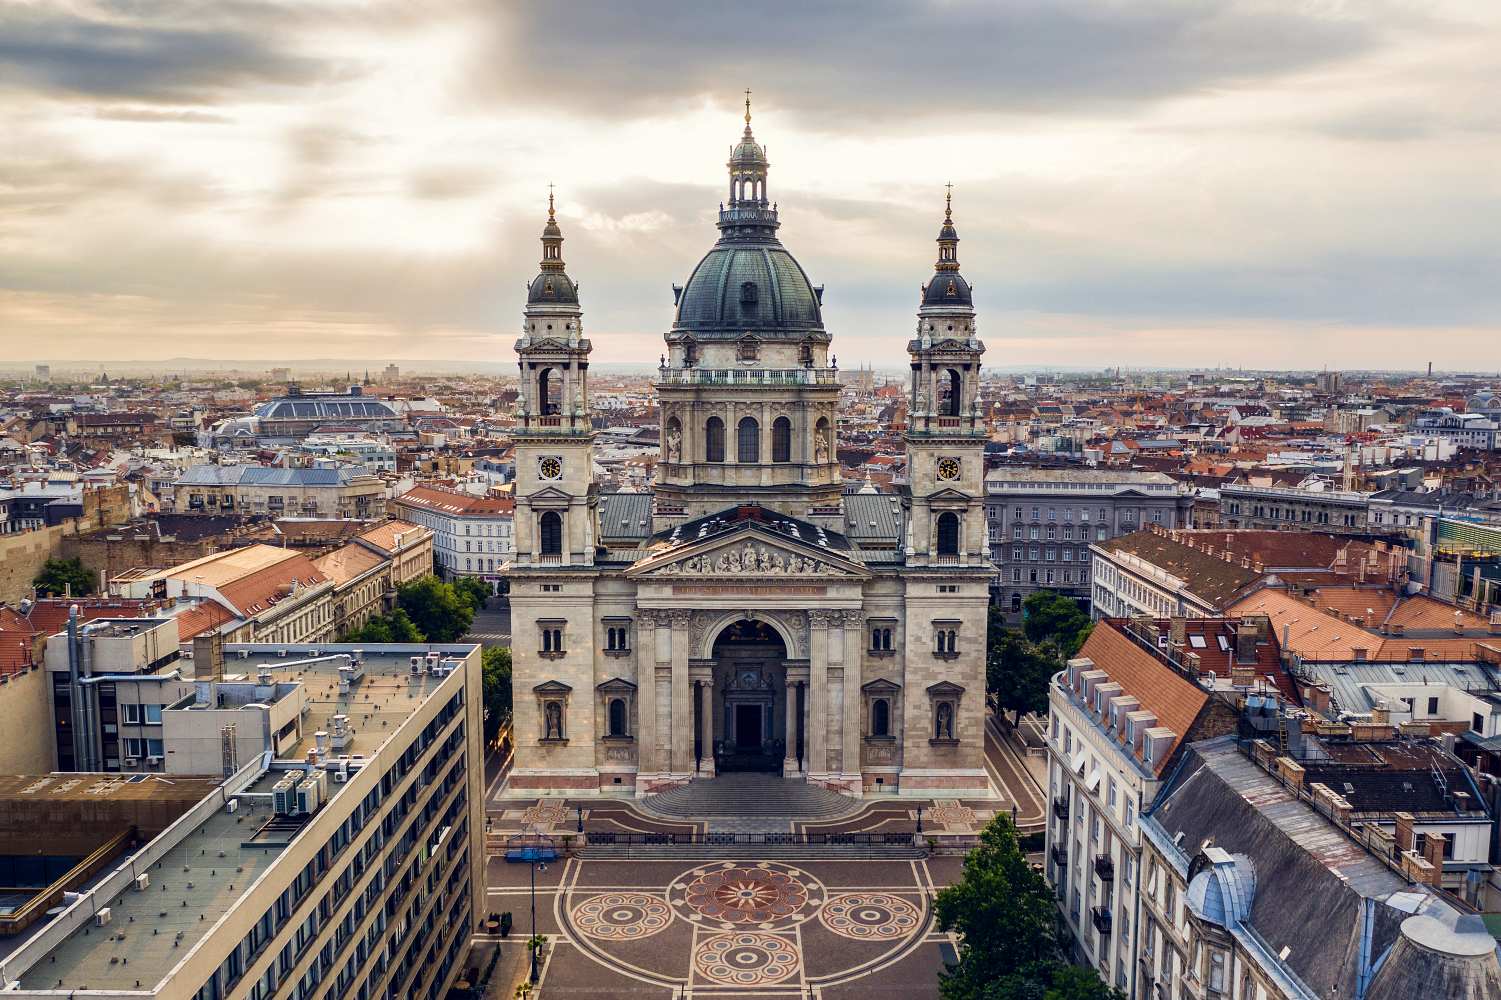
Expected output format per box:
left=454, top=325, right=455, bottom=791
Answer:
left=740, top=280, right=759, bottom=305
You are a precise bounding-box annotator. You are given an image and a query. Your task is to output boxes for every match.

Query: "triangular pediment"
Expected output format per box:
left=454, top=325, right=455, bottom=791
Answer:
left=627, top=524, right=868, bottom=580
left=527, top=486, right=574, bottom=502
left=925, top=487, right=972, bottom=502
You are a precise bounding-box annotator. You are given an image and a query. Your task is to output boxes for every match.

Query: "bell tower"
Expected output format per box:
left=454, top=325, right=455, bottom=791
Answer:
left=906, top=188, right=987, bottom=567
left=513, top=190, right=596, bottom=567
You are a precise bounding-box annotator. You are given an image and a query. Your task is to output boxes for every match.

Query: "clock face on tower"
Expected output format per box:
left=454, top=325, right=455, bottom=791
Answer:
left=937, top=457, right=962, bottom=482
left=538, top=456, right=563, bottom=481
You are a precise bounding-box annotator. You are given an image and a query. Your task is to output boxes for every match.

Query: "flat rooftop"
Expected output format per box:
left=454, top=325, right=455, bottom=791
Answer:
left=8, top=643, right=478, bottom=994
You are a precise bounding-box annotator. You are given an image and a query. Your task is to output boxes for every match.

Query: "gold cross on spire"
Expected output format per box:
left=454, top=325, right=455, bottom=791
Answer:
left=944, top=181, right=953, bottom=221
left=547, top=182, right=555, bottom=220
left=744, top=88, right=752, bottom=126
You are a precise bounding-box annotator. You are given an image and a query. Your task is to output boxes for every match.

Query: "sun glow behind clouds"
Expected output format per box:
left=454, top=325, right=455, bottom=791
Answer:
left=0, top=0, right=1498, bottom=367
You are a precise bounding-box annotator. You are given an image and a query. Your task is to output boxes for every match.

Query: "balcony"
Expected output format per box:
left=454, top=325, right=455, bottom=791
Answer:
left=656, top=367, right=839, bottom=388
left=1052, top=796, right=1070, bottom=820
left=1049, top=845, right=1069, bottom=868
left=1091, top=906, right=1112, bottom=936
left=1094, top=855, right=1114, bottom=882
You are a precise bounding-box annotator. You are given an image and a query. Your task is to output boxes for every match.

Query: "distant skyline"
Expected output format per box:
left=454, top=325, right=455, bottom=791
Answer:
left=2, top=1, right=1499, bottom=369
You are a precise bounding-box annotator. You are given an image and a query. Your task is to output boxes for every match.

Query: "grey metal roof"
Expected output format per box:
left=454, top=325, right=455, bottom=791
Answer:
left=597, top=492, right=652, bottom=541
left=1294, top=660, right=1501, bottom=716
left=1147, top=736, right=1465, bottom=1000
left=175, top=465, right=354, bottom=488
left=842, top=492, right=904, bottom=543
left=674, top=243, right=822, bottom=336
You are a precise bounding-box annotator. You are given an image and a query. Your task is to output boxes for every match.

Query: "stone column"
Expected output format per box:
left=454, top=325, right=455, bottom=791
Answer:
left=841, top=610, right=864, bottom=783
left=783, top=680, right=799, bottom=776
left=698, top=677, right=715, bottom=776
left=669, top=609, right=693, bottom=777
left=808, top=610, right=831, bottom=779
left=635, top=610, right=658, bottom=783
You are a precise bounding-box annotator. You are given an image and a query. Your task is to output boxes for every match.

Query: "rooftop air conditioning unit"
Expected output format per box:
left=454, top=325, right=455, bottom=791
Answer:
left=225, top=799, right=239, bottom=814
left=122, top=758, right=138, bottom=769
left=296, top=774, right=322, bottom=815
left=146, top=755, right=162, bottom=768
left=134, top=874, right=150, bottom=892
left=272, top=775, right=299, bottom=815
left=237, top=649, right=251, bottom=660
left=277, top=649, right=288, bottom=658
left=95, top=908, right=112, bottom=927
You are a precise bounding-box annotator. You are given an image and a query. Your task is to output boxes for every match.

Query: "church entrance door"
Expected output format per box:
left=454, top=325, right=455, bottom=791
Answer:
left=734, top=704, right=762, bottom=751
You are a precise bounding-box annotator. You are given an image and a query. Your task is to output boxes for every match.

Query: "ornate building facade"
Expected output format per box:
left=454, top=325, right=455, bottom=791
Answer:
left=507, top=104, right=993, bottom=799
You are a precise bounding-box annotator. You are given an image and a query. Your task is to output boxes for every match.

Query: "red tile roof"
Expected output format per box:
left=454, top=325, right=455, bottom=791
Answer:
left=394, top=485, right=513, bottom=516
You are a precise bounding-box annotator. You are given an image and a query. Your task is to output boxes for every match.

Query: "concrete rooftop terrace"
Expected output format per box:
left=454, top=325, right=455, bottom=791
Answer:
left=5, top=643, right=479, bottom=995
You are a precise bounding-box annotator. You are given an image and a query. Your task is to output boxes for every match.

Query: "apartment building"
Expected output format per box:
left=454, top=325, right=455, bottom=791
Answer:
left=0, top=641, right=485, bottom=1000
left=120, top=544, right=336, bottom=646
left=389, top=485, right=513, bottom=587
left=313, top=520, right=434, bottom=637
left=1412, top=408, right=1498, bottom=451
left=1139, top=736, right=1499, bottom=1000
left=985, top=468, right=1191, bottom=619
left=1219, top=481, right=1371, bottom=534
left=175, top=465, right=385, bottom=520
left=1046, top=617, right=1283, bottom=996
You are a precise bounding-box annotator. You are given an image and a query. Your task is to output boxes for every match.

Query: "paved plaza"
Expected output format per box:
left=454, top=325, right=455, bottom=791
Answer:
left=477, top=717, right=1047, bottom=997
left=485, top=853, right=966, bottom=998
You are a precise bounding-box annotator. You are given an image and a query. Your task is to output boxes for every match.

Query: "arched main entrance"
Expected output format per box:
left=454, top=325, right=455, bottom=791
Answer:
left=703, top=619, right=799, bottom=774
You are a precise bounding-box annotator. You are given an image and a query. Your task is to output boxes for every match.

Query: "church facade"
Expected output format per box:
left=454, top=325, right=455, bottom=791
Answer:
left=506, top=103, right=993, bottom=799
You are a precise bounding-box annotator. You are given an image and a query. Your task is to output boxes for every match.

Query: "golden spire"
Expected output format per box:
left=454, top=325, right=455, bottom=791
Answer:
left=744, top=88, right=752, bottom=129
left=547, top=182, right=556, bottom=221
left=945, top=181, right=953, bottom=223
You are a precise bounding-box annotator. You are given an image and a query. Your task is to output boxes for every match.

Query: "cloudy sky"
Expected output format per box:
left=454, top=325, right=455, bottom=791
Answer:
left=2, top=0, right=1499, bottom=371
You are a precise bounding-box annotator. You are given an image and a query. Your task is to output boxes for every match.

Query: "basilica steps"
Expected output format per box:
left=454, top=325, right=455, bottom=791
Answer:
left=578, top=842, right=925, bottom=861
left=639, top=772, right=863, bottom=820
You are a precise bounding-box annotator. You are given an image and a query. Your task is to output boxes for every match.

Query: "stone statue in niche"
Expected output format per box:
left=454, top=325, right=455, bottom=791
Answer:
left=544, top=702, right=564, bottom=740
left=815, top=427, right=830, bottom=464
left=665, top=425, right=681, bottom=462
left=934, top=702, right=953, bottom=741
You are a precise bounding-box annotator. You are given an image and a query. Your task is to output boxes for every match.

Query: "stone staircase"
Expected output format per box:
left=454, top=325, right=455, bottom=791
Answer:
left=641, top=773, right=862, bottom=819
left=579, top=842, right=925, bottom=861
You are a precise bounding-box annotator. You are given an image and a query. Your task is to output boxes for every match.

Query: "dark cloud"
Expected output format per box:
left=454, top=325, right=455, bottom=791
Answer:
left=468, top=0, right=1384, bottom=125
left=0, top=2, right=337, bottom=103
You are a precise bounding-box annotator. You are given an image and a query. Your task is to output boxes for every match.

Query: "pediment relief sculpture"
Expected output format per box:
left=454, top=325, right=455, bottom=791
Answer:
left=653, top=540, right=842, bottom=577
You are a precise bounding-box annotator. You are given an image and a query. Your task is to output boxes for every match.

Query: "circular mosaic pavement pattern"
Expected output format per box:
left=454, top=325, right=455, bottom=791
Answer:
left=571, top=891, right=672, bottom=940
left=819, top=892, right=923, bottom=941
left=669, top=861, right=823, bottom=930
left=693, top=931, right=800, bottom=987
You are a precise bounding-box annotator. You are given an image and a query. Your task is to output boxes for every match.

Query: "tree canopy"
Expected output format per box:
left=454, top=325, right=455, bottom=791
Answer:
left=987, top=618, right=1058, bottom=727
left=343, top=607, right=423, bottom=644
left=482, top=645, right=513, bottom=745
left=935, top=815, right=1123, bottom=1000
left=33, top=557, right=94, bottom=598
left=1022, top=591, right=1093, bottom=658
left=396, top=577, right=475, bottom=642
left=453, top=576, right=490, bottom=615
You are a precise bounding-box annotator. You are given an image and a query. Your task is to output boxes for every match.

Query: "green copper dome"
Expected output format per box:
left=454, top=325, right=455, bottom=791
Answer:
left=674, top=243, right=822, bottom=335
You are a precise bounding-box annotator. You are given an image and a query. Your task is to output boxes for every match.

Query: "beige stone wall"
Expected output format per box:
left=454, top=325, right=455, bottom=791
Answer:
left=0, top=667, right=56, bottom=773
left=0, top=522, right=72, bottom=605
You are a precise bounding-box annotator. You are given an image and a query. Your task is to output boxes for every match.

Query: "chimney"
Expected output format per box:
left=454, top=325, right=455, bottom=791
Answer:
left=1231, top=664, right=1255, bottom=688
left=1422, top=832, right=1446, bottom=874
left=1394, top=811, right=1416, bottom=853
left=193, top=631, right=224, bottom=683
left=1236, top=622, right=1259, bottom=664
left=1275, top=756, right=1306, bottom=793
left=1403, top=851, right=1441, bottom=887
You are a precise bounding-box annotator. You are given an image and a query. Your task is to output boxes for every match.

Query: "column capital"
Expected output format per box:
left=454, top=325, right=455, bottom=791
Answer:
left=668, top=608, right=694, bottom=627
left=636, top=609, right=658, bottom=627
left=840, top=609, right=864, bottom=628
left=809, top=609, right=836, bottom=628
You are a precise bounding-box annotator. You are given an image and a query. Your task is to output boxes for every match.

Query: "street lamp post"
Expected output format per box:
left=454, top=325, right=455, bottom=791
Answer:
left=529, top=855, right=544, bottom=983
left=916, top=803, right=924, bottom=835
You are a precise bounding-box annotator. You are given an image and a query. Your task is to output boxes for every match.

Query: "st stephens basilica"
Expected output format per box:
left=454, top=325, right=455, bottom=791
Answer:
left=507, top=100, right=993, bottom=799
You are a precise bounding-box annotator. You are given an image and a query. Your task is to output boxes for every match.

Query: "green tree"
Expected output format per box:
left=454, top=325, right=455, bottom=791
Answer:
left=453, top=576, right=490, bottom=613
left=1044, top=966, right=1123, bottom=1000
left=1022, top=591, right=1092, bottom=657
left=396, top=576, right=474, bottom=642
left=935, top=815, right=1122, bottom=1000
left=935, top=814, right=1058, bottom=1000
left=482, top=646, right=513, bottom=744
left=33, top=557, right=95, bottom=597
left=343, top=607, right=425, bottom=644
left=988, top=628, right=1058, bottom=728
